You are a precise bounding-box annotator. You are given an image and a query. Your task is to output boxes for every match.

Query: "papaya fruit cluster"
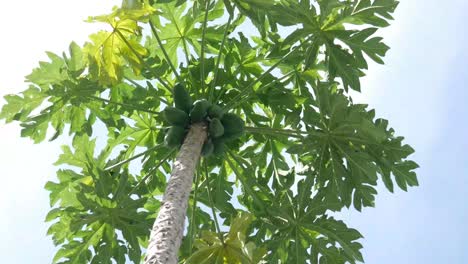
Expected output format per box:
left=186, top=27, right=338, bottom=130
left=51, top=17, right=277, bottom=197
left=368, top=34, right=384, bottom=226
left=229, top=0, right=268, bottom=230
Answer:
left=162, top=84, right=245, bottom=156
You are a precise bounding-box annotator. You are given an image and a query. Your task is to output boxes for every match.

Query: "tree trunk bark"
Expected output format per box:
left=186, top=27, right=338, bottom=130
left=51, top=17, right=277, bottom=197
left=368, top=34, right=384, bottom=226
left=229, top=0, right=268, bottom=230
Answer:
left=144, top=123, right=207, bottom=264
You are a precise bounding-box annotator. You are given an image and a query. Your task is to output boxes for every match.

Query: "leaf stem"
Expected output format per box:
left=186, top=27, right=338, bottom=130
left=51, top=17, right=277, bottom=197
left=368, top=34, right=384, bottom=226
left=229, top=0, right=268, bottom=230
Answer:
left=298, top=144, right=326, bottom=213
left=166, top=6, right=191, bottom=67
left=295, top=228, right=302, bottom=264
left=160, top=6, right=201, bottom=97
left=269, top=140, right=283, bottom=190
left=128, top=149, right=176, bottom=196
left=244, top=126, right=327, bottom=139
left=105, top=144, right=161, bottom=171
left=125, top=78, right=170, bottom=105
left=208, top=14, right=233, bottom=102
left=85, top=95, right=160, bottom=115
left=188, top=170, right=201, bottom=255
left=149, top=19, right=183, bottom=84
left=244, top=126, right=303, bottom=138
left=204, top=161, right=224, bottom=244
left=200, top=0, right=211, bottom=96
left=227, top=70, right=295, bottom=110
left=214, top=67, right=239, bottom=103
left=226, top=151, right=267, bottom=212
left=113, top=28, right=172, bottom=91
left=223, top=40, right=309, bottom=111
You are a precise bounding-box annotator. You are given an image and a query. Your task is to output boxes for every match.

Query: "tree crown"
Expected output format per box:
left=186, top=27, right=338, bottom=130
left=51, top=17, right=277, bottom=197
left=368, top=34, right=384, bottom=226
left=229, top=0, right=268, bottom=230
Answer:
left=0, top=0, right=418, bottom=263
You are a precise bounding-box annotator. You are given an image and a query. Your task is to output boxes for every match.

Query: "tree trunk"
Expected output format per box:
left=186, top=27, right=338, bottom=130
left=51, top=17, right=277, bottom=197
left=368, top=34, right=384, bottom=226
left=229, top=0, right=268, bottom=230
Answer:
left=144, top=123, right=207, bottom=264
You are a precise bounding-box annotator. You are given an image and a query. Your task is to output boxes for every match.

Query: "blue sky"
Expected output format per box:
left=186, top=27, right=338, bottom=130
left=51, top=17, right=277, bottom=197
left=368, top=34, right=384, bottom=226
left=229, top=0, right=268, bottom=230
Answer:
left=0, top=0, right=467, bottom=263
left=340, top=0, right=468, bottom=263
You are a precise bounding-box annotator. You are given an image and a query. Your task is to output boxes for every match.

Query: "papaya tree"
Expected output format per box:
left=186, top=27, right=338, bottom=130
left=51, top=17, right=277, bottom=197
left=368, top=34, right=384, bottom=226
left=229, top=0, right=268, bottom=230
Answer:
left=0, top=0, right=418, bottom=263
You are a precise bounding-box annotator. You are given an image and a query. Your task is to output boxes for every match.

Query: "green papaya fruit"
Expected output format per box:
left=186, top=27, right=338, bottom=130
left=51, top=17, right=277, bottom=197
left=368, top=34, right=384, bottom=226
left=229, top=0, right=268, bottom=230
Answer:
left=173, top=83, right=192, bottom=113
left=221, top=132, right=243, bottom=142
left=201, top=140, right=214, bottom=156
left=164, top=126, right=186, bottom=148
left=212, top=138, right=225, bottom=156
left=209, top=118, right=224, bottom=138
left=221, top=113, right=244, bottom=140
left=163, top=107, right=189, bottom=127
left=190, top=99, right=211, bottom=123
left=208, top=104, right=224, bottom=119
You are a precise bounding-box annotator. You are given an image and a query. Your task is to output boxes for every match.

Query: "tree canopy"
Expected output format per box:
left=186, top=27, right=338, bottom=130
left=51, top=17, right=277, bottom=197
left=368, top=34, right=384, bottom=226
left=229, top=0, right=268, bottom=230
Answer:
left=0, top=0, right=418, bottom=263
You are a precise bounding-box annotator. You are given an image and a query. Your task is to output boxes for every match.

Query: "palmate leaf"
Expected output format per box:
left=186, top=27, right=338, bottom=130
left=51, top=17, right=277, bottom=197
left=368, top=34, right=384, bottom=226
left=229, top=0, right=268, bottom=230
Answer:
left=320, top=26, right=390, bottom=91
left=185, top=213, right=267, bottom=264
left=0, top=43, right=115, bottom=143
left=229, top=144, right=363, bottom=264
left=231, top=0, right=277, bottom=38
left=320, top=0, right=399, bottom=30
left=318, top=0, right=398, bottom=91
left=326, top=43, right=364, bottom=91
left=194, top=164, right=237, bottom=218
left=227, top=33, right=265, bottom=77
left=84, top=5, right=153, bottom=85
left=243, top=0, right=396, bottom=91
left=288, top=82, right=418, bottom=211
left=108, top=112, right=161, bottom=154
left=331, top=28, right=390, bottom=65
left=149, top=0, right=225, bottom=66
left=45, top=134, right=153, bottom=264
left=235, top=77, right=416, bottom=212
left=45, top=169, right=92, bottom=208
left=225, top=0, right=397, bottom=92
left=26, top=52, right=71, bottom=86
left=0, top=85, right=47, bottom=123
left=251, top=187, right=363, bottom=263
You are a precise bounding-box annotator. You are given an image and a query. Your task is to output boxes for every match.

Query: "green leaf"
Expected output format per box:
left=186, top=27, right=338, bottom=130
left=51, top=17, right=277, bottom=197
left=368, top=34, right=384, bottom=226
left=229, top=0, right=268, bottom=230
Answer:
left=44, top=169, right=90, bottom=207
left=327, top=43, right=363, bottom=92
left=64, top=42, right=86, bottom=74
left=320, top=0, right=399, bottom=30
left=331, top=28, right=390, bottom=66
left=150, top=1, right=225, bottom=65
left=294, top=83, right=418, bottom=210
left=256, top=190, right=363, bottom=263
left=46, top=137, right=152, bottom=263
left=0, top=86, right=47, bottom=123
left=26, top=52, right=68, bottom=85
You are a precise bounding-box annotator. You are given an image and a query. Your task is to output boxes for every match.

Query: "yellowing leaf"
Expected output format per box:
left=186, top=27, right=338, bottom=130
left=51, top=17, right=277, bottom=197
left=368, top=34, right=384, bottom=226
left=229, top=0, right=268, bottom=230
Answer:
left=186, top=213, right=266, bottom=264
left=81, top=176, right=94, bottom=186
left=83, top=16, right=147, bottom=84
